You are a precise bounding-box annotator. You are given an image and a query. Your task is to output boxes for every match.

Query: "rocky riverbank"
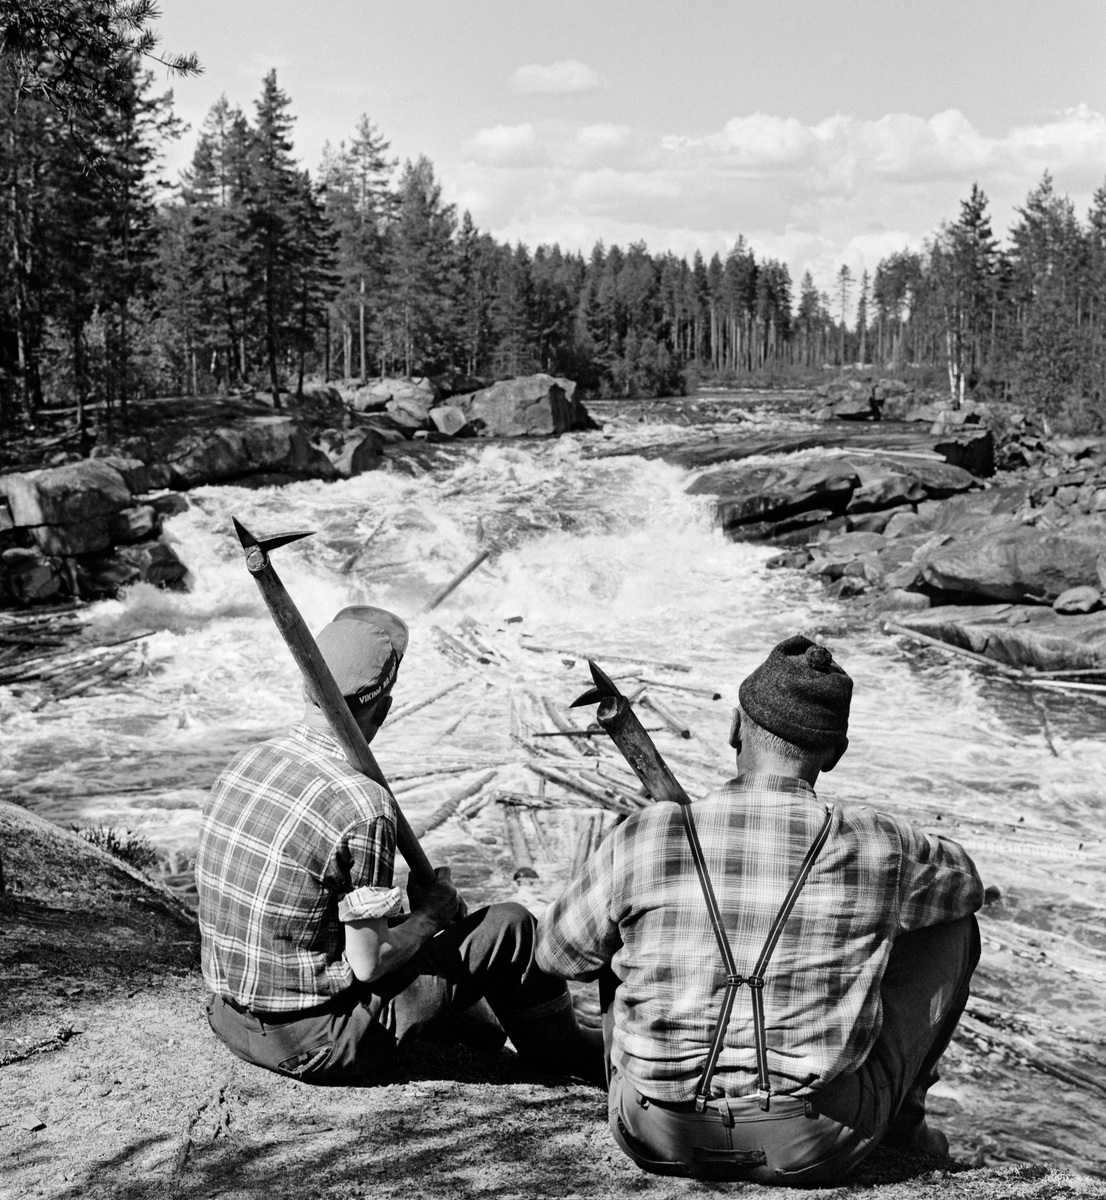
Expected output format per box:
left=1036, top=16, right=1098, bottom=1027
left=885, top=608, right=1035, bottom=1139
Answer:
left=0, top=374, right=592, bottom=607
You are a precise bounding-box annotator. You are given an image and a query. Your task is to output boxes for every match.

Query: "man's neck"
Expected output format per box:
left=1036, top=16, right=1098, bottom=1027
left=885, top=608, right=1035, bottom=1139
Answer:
left=734, top=749, right=821, bottom=788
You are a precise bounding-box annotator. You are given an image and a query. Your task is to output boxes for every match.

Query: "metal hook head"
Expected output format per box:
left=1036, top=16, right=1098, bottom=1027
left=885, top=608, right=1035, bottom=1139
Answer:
left=233, top=516, right=314, bottom=555
left=569, top=659, right=623, bottom=708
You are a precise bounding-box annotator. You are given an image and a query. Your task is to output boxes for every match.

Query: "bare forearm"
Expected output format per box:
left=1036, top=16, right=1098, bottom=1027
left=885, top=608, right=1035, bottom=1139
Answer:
left=346, top=909, right=441, bottom=983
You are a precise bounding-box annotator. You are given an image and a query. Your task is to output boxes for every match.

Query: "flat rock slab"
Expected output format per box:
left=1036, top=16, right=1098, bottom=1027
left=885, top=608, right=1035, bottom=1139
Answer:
left=889, top=604, right=1106, bottom=671
left=920, top=528, right=1103, bottom=604
left=663, top=426, right=994, bottom=476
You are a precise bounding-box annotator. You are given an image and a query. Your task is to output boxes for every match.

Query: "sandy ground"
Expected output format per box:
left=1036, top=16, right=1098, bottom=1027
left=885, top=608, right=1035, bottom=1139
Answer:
left=3, top=803, right=1106, bottom=1200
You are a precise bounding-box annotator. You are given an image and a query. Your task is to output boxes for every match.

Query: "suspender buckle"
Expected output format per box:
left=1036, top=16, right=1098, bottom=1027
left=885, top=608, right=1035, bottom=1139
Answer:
left=694, top=1095, right=709, bottom=1114
left=745, top=974, right=765, bottom=989
left=756, top=1087, right=771, bottom=1112
left=724, top=973, right=745, bottom=987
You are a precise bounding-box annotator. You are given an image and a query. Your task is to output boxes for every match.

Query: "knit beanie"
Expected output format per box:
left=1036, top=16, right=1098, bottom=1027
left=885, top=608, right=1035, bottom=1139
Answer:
left=738, top=635, right=852, bottom=751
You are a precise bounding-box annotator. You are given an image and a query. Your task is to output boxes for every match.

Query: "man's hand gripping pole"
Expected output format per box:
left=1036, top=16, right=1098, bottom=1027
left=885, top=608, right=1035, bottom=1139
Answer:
left=232, top=516, right=435, bottom=888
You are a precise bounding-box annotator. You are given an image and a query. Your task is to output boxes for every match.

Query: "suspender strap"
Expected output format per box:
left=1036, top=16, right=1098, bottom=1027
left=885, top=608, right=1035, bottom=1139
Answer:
left=687, top=803, right=834, bottom=1113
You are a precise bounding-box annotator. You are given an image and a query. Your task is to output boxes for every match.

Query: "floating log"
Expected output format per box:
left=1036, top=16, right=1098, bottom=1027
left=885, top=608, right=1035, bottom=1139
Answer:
left=500, top=803, right=536, bottom=877
left=432, top=625, right=489, bottom=664
left=884, top=622, right=1025, bottom=678
left=638, top=676, right=723, bottom=700
left=411, top=769, right=498, bottom=838
left=956, top=1013, right=1106, bottom=1099
left=439, top=701, right=480, bottom=739
left=841, top=445, right=945, bottom=462
left=569, top=813, right=603, bottom=878
left=1017, top=677, right=1106, bottom=695
left=527, top=762, right=637, bottom=814
left=519, top=644, right=692, bottom=673
left=0, top=630, right=154, bottom=685
left=388, top=678, right=468, bottom=724
left=30, top=647, right=138, bottom=710
left=425, top=548, right=493, bottom=612
left=643, top=693, right=693, bottom=738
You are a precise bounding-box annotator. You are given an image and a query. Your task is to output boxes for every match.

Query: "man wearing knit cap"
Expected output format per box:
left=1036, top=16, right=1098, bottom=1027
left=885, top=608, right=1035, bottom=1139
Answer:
left=538, top=635, right=982, bottom=1184
left=198, top=605, right=601, bottom=1087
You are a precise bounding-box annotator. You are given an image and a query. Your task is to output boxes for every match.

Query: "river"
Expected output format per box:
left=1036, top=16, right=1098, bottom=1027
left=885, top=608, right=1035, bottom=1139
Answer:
left=2, top=392, right=1105, bottom=1168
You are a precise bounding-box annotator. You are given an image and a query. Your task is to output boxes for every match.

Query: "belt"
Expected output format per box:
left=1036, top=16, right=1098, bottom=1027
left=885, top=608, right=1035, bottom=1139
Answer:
left=640, top=1091, right=814, bottom=1119
left=219, top=993, right=348, bottom=1024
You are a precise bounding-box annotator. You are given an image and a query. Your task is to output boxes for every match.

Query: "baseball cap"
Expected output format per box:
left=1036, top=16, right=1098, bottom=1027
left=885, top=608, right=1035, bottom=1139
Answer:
left=311, top=605, right=409, bottom=709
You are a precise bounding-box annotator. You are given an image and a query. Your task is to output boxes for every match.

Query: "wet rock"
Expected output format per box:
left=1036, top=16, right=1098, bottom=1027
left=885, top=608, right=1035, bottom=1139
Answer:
left=453, top=374, right=589, bottom=437
left=90, top=454, right=168, bottom=494
left=919, top=528, right=1103, bottom=604
left=0, top=547, right=62, bottom=604
left=298, top=384, right=343, bottom=405
left=872, top=378, right=911, bottom=401
left=689, top=459, right=860, bottom=536
left=350, top=376, right=439, bottom=414
left=386, top=392, right=433, bottom=430
left=429, top=405, right=471, bottom=437
left=349, top=431, right=386, bottom=477
left=1053, top=586, right=1103, bottom=615
left=871, top=588, right=931, bottom=612
left=932, top=427, right=994, bottom=476
left=765, top=549, right=812, bottom=570
left=890, top=603, right=1106, bottom=671
left=165, top=417, right=337, bottom=488
left=844, top=506, right=911, bottom=535
left=814, top=380, right=881, bottom=421
left=882, top=510, right=928, bottom=539
left=845, top=471, right=926, bottom=513
left=147, top=493, right=190, bottom=519
left=73, top=541, right=188, bottom=595
left=109, top=505, right=159, bottom=545
left=0, top=461, right=132, bottom=556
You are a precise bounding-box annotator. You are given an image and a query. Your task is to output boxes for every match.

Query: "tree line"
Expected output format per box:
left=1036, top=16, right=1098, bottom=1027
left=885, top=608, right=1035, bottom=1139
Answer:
left=2, top=51, right=1106, bottom=439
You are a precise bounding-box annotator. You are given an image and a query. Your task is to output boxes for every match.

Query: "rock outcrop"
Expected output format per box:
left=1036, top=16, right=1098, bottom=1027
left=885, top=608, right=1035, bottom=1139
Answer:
left=453, top=374, right=593, bottom=437
left=0, top=459, right=189, bottom=606
left=918, top=529, right=1103, bottom=604
left=163, top=417, right=337, bottom=489
left=690, top=451, right=980, bottom=543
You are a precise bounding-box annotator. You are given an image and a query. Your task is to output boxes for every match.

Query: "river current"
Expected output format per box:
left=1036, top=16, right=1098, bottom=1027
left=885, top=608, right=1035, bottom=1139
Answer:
left=1, top=400, right=1104, bottom=931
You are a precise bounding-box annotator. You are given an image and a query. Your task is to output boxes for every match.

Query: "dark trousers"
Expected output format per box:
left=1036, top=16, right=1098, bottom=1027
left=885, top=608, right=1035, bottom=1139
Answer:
left=206, top=902, right=567, bottom=1086
left=608, top=915, right=981, bottom=1185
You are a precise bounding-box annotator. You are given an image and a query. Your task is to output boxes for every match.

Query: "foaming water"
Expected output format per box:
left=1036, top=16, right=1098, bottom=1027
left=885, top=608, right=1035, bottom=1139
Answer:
left=2, top=424, right=1104, bottom=912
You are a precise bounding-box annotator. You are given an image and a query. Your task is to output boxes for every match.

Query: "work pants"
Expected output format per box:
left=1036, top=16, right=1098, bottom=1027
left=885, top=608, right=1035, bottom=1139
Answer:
left=608, top=914, right=980, bottom=1185
left=206, top=902, right=572, bottom=1086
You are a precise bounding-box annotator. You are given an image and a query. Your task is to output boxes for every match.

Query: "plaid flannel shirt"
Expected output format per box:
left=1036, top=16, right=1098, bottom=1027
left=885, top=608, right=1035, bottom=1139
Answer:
left=537, top=773, right=983, bottom=1103
left=197, top=723, right=402, bottom=1012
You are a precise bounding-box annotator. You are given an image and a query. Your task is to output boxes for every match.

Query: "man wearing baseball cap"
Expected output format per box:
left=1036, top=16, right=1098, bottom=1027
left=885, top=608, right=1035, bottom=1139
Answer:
left=198, top=605, right=601, bottom=1086
left=538, top=635, right=983, bottom=1183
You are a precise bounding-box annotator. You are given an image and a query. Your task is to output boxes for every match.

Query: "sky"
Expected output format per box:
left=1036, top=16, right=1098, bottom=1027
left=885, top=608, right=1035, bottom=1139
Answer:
left=155, top=0, right=1106, bottom=298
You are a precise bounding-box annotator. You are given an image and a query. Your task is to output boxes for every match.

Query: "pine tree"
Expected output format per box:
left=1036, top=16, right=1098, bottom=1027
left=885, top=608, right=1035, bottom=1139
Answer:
left=382, top=156, right=457, bottom=376
left=246, top=70, right=304, bottom=404
left=836, top=265, right=853, bottom=364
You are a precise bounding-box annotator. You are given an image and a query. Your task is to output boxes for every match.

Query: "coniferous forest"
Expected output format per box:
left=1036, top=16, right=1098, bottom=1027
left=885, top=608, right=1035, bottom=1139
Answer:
left=3, top=48, right=1106, bottom=439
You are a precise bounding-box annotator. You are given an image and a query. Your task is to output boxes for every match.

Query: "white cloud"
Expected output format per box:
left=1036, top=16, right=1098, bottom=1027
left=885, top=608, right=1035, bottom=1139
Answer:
left=449, top=106, right=1106, bottom=295
left=509, top=59, right=602, bottom=95
left=467, top=123, right=539, bottom=166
